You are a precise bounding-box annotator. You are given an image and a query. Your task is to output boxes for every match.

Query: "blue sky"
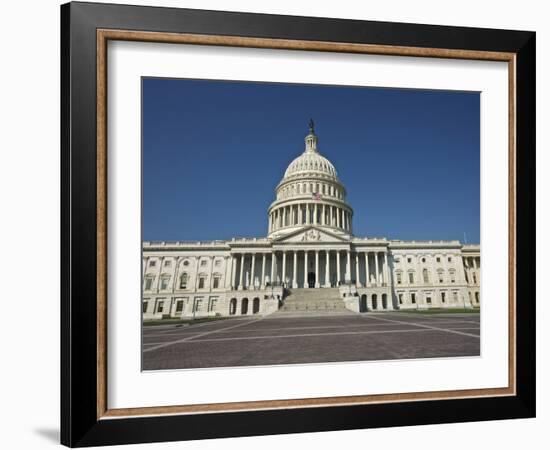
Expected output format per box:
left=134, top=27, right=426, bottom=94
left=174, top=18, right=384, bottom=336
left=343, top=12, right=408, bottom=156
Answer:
left=142, top=78, right=480, bottom=243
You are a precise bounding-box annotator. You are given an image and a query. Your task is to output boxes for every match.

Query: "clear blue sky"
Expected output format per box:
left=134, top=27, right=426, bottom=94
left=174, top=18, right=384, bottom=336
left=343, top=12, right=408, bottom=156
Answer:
left=143, top=78, right=480, bottom=243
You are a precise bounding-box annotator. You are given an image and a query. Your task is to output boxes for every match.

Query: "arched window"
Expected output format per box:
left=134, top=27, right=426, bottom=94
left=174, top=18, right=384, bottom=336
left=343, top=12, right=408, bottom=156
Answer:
left=179, top=272, right=188, bottom=289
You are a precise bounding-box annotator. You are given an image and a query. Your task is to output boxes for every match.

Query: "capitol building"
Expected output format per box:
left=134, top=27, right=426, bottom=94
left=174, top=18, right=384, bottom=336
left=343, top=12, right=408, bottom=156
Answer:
left=142, top=123, right=480, bottom=320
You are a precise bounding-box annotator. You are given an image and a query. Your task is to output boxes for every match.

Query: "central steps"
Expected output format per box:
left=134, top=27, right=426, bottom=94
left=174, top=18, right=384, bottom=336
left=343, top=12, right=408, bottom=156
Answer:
left=275, top=288, right=351, bottom=315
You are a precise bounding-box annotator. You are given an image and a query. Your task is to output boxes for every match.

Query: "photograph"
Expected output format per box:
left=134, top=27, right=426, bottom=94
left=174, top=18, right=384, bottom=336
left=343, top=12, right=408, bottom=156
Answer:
left=141, top=78, right=481, bottom=371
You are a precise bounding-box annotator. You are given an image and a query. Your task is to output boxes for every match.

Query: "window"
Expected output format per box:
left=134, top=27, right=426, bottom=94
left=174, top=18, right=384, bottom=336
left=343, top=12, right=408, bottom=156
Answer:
left=408, top=272, right=414, bottom=283
left=176, top=300, right=184, bottom=313
left=441, top=292, right=446, bottom=302
left=436, top=257, right=441, bottom=263
left=164, top=260, right=171, bottom=267
left=398, top=294, right=403, bottom=304
left=395, top=258, right=400, bottom=264
left=426, top=296, right=432, bottom=304
left=449, top=270, right=456, bottom=283
left=396, top=272, right=402, bottom=284
left=473, top=273, right=477, bottom=284
left=448, top=257, right=452, bottom=262
left=149, top=260, right=156, bottom=267
left=411, top=293, right=416, bottom=304
left=156, top=301, right=164, bottom=313
left=421, top=257, right=426, bottom=263
left=438, top=270, right=444, bottom=283
left=179, top=273, right=188, bottom=289
left=213, top=276, right=220, bottom=289
left=407, top=257, right=412, bottom=263
left=453, top=291, right=458, bottom=302
left=200, top=260, right=207, bottom=267
left=193, top=298, right=203, bottom=312
left=160, top=276, right=170, bottom=290
left=198, top=277, right=205, bottom=289
left=423, top=268, right=429, bottom=283
left=183, top=260, right=189, bottom=267
left=215, top=259, right=221, bottom=267
left=144, top=276, right=154, bottom=290
left=142, top=301, right=148, bottom=313
left=209, top=297, right=218, bottom=312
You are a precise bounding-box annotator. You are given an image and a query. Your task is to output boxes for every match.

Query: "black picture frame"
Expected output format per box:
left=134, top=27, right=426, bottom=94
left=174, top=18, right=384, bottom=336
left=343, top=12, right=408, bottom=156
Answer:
left=61, top=1, right=535, bottom=447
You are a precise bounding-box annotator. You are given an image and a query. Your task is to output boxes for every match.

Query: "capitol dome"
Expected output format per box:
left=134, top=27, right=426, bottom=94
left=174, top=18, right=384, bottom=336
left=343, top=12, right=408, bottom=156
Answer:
left=268, top=121, right=353, bottom=239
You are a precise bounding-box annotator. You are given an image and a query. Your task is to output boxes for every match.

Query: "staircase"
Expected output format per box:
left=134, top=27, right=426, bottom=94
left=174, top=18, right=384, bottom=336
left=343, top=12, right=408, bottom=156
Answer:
left=275, top=288, right=352, bottom=316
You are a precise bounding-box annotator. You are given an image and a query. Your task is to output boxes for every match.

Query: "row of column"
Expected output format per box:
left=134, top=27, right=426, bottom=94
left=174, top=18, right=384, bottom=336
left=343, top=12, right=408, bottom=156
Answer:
left=463, top=256, right=480, bottom=285
left=230, top=250, right=390, bottom=290
left=269, top=203, right=351, bottom=232
left=278, top=182, right=343, bottom=201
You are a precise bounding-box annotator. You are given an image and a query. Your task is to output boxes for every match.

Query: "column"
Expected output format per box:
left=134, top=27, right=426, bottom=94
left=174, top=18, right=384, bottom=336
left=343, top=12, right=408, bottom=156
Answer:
left=374, top=252, right=380, bottom=286
left=282, top=208, right=286, bottom=228
left=250, top=253, right=256, bottom=289
left=341, top=209, right=345, bottom=230
left=336, top=251, right=341, bottom=285
left=336, top=208, right=340, bottom=228
left=313, top=203, right=317, bottom=225
left=299, top=204, right=303, bottom=225
left=270, top=252, right=275, bottom=286
left=315, top=250, right=320, bottom=288
left=345, top=250, right=351, bottom=282
left=238, top=254, right=245, bottom=290
left=325, top=250, right=330, bottom=287
left=383, top=252, right=389, bottom=286
left=171, top=257, right=180, bottom=292
left=364, top=252, right=370, bottom=287
left=260, top=253, right=266, bottom=289
left=230, top=255, right=236, bottom=289
left=322, top=204, right=326, bottom=225
left=303, top=251, right=309, bottom=288
left=282, top=251, right=287, bottom=287
left=208, top=256, right=214, bottom=290
left=293, top=251, right=298, bottom=288
left=355, top=252, right=360, bottom=287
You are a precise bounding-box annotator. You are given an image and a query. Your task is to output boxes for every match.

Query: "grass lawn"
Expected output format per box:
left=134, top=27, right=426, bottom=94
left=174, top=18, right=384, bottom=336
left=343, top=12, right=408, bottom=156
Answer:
left=143, top=316, right=229, bottom=327
left=395, top=308, right=480, bottom=314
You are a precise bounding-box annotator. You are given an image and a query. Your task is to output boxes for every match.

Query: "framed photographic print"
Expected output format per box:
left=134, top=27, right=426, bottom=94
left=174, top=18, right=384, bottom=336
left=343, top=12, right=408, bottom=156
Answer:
left=61, top=1, right=536, bottom=447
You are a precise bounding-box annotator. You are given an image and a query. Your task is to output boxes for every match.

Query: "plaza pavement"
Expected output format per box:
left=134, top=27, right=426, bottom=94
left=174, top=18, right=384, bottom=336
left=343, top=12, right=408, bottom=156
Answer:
left=142, top=311, right=480, bottom=370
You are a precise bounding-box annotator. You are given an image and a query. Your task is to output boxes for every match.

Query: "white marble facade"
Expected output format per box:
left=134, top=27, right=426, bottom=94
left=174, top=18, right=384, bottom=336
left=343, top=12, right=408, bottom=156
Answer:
left=142, top=124, right=480, bottom=319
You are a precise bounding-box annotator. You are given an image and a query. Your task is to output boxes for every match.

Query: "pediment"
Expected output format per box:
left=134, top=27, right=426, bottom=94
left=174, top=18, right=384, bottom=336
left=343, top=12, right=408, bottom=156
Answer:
left=273, top=226, right=350, bottom=243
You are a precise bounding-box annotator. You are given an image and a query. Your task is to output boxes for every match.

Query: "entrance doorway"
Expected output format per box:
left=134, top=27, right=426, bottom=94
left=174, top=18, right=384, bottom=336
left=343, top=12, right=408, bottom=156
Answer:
left=307, top=272, right=315, bottom=288
left=360, top=294, right=368, bottom=313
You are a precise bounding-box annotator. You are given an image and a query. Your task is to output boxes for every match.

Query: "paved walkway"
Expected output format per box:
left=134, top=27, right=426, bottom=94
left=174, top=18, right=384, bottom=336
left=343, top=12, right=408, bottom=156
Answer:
left=142, top=312, right=480, bottom=370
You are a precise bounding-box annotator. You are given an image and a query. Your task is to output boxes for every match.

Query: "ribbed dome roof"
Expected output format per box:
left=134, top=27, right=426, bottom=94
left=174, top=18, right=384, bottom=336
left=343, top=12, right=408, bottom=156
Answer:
left=284, top=152, right=338, bottom=178
left=282, top=125, right=338, bottom=180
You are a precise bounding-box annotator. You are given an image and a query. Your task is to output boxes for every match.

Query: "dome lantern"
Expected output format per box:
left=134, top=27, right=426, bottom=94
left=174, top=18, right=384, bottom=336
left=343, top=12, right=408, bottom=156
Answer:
left=305, top=118, right=318, bottom=153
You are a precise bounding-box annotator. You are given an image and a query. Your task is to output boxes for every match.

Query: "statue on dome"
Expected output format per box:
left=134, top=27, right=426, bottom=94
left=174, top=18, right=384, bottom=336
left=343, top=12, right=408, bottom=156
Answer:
left=308, top=118, right=315, bottom=134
